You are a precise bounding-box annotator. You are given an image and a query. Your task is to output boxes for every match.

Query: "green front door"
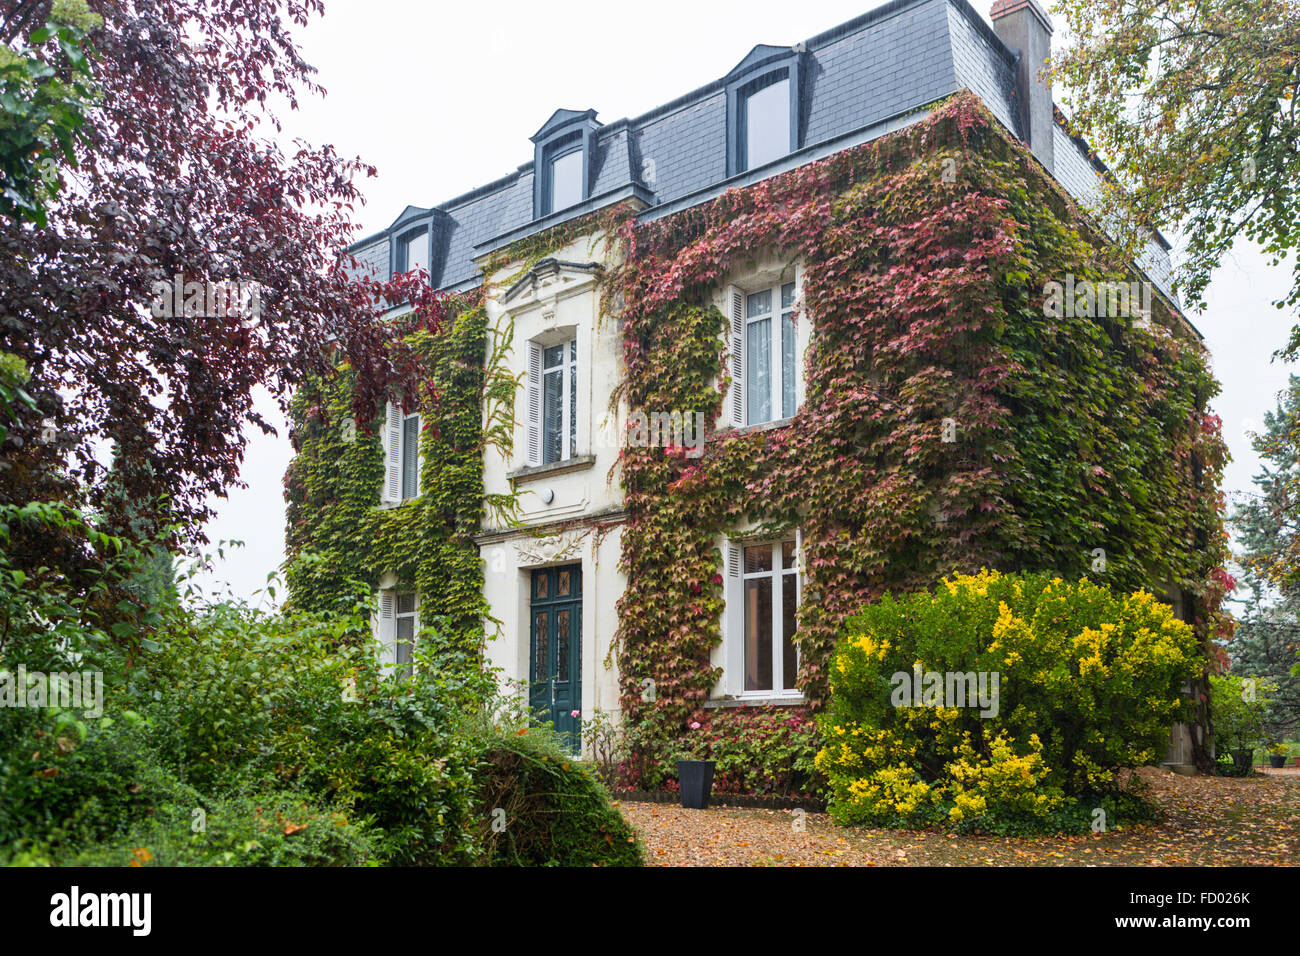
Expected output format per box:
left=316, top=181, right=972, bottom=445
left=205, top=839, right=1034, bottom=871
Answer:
left=529, top=564, right=582, bottom=751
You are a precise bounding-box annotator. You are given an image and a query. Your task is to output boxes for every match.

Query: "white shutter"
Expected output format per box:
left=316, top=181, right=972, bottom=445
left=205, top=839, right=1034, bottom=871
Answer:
left=383, top=402, right=401, bottom=503
left=376, top=589, right=396, bottom=669
left=725, top=540, right=743, bottom=696
left=526, top=341, right=542, bottom=466
left=728, top=287, right=744, bottom=427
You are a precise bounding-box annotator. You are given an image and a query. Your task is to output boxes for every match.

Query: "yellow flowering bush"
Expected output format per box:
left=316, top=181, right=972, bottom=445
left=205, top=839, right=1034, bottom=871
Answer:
left=818, top=570, right=1200, bottom=832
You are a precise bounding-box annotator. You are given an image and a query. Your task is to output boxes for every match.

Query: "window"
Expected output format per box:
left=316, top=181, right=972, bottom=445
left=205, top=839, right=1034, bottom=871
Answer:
left=731, top=280, right=799, bottom=427
left=526, top=337, right=577, bottom=466
left=549, top=147, right=584, bottom=214
left=383, top=402, right=420, bottom=502
left=726, top=537, right=800, bottom=695
left=384, top=210, right=444, bottom=284
left=531, top=110, right=598, bottom=219
left=401, top=412, right=419, bottom=500
left=376, top=590, right=418, bottom=678
left=399, top=229, right=429, bottom=276
left=742, top=73, right=791, bottom=172
left=394, top=592, right=417, bottom=680
left=724, top=49, right=803, bottom=178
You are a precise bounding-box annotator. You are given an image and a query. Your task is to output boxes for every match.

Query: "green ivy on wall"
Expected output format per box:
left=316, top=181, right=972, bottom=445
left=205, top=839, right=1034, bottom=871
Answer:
left=283, top=204, right=641, bottom=654
left=609, top=92, right=1229, bottom=783
left=283, top=299, right=511, bottom=656
left=282, top=93, right=1230, bottom=786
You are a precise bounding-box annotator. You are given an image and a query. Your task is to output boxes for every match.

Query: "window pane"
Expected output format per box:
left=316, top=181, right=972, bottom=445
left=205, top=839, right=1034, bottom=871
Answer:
left=396, top=592, right=416, bottom=615
left=404, top=233, right=428, bottom=275
left=543, top=343, right=565, bottom=368
left=781, top=282, right=796, bottom=310
left=401, top=415, right=419, bottom=500
left=550, top=149, right=583, bottom=212
left=569, top=344, right=577, bottom=458
left=543, top=368, right=563, bottom=463
left=781, top=540, right=797, bottom=570
left=534, top=612, right=549, bottom=678
left=746, top=289, right=771, bottom=319
left=396, top=615, right=414, bottom=678
left=744, top=77, right=790, bottom=171
left=782, top=570, right=798, bottom=690
left=557, top=609, right=571, bottom=681
left=745, top=576, right=773, bottom=691
left=744, top=543, right=772, bottom=575
left=781, top=310, right=796, bottom=419
left=746, top=317, right=771, bottom=424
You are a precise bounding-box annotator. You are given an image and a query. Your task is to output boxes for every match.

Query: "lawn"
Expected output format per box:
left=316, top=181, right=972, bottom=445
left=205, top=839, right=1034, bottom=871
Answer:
left=617, top=767, right=1300, bottom=866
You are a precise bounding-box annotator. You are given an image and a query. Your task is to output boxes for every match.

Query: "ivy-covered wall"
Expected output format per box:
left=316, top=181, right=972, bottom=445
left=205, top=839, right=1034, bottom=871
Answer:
left=283, top=298, right=510, bottom=653
left=610, top=92, right=1228, bottom=778
left=282, top=205, right=634, bottom=652
left=283, top=92, right=1228, bottom=784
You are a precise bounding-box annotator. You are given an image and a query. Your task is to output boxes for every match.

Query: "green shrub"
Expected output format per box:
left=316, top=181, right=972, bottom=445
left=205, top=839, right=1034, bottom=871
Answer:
left=818, top=569, right=1201, bottom=833
left=466, top=715, right=643, bottom=867
left=291, top=702, right=480, bottom=866
left=1, top=507, right=637, bottom=866
left=670, top=708, right=821, bottom=797
left=0, top=709, right=194, bottom=860
left=1210, top=673, right=1273, bottom=776
left=32, top=791, right=377, bottom=867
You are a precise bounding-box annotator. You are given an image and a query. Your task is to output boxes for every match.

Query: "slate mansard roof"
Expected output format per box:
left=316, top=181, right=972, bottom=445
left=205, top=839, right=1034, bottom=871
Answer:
left=347, top=0, right=1178, bottom=303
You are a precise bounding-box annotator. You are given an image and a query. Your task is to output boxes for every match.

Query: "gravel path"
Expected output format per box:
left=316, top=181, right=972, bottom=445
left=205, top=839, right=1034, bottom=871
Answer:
left=616, top=767, right=1300, bottom=867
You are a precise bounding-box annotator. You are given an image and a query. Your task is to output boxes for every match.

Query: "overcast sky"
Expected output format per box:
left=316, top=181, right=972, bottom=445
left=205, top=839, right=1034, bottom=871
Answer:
left=191, top=0, right=1296, bottom=606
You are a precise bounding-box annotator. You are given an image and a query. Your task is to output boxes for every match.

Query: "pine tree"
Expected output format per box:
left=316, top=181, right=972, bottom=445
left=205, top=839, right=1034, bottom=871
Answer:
left=1228, top=375, right=1300, bottom=737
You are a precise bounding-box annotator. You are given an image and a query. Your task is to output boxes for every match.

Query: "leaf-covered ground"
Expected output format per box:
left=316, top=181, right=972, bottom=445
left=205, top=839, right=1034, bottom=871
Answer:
left=616, top=767, right=1300, bottom=866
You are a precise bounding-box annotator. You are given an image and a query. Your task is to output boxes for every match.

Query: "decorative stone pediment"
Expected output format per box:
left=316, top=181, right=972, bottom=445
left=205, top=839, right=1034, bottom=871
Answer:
left=501, top=258, right=602, bottom=310
left=516, top=530, right=585, bottom=566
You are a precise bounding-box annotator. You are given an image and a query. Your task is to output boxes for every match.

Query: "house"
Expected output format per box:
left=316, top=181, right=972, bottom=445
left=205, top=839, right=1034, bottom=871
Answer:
left=285, top=0, right=1224, bottom=779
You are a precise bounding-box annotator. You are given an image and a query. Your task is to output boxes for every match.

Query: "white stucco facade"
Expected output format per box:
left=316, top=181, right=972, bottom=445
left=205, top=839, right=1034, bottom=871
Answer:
left=470, top=234, right=817, bottom=728
left=475, top=231, right=629, bottom=727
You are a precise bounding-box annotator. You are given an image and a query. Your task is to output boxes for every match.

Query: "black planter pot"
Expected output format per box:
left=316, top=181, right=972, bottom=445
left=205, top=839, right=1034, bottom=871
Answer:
left=1270, top=754, right=1287, bottom=769
left=677, top=760, right=716, bottom=810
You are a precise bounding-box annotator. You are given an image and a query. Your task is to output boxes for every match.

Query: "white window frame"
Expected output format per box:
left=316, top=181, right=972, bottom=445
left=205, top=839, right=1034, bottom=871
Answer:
left=727, top=274, right=803, bottom=428
left=375, top=588, right=419, bottom=676
left=401, top=230, right=429, bottom=276
left=526, top=335, right=578, bottom=466
left=742, top=74, right=792, bottom=172
left=724, top=532, right=802, bottom=699
left=549, top=145, right=584, bottom=214
left=383, top=401, right=420, bottom=503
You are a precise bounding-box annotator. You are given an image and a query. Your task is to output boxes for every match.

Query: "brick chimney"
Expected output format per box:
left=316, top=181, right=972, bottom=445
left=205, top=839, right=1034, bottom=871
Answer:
left=990, top=0, right=1055, bottom=173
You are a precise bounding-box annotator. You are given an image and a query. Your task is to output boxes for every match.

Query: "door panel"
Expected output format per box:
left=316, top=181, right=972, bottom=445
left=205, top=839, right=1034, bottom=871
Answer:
left=528, top=565, right=582, bottom=751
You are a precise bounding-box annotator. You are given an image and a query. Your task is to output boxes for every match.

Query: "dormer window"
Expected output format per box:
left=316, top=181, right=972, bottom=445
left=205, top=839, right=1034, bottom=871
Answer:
left=385, top=206, right=442, bottom=284
left=547, top=137, right=585, bottom=214
left=531, top=109, right=600, bottom=220
left=725, top=45, right=805, bottom=177
left=399, top=228, right=429, bottom=276
left=742, top=72, right=791, bottom=171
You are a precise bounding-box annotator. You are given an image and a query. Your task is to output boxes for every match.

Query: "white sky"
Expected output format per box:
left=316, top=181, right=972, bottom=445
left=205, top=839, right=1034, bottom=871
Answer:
left=192, top=0, right=1295, bottom=606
